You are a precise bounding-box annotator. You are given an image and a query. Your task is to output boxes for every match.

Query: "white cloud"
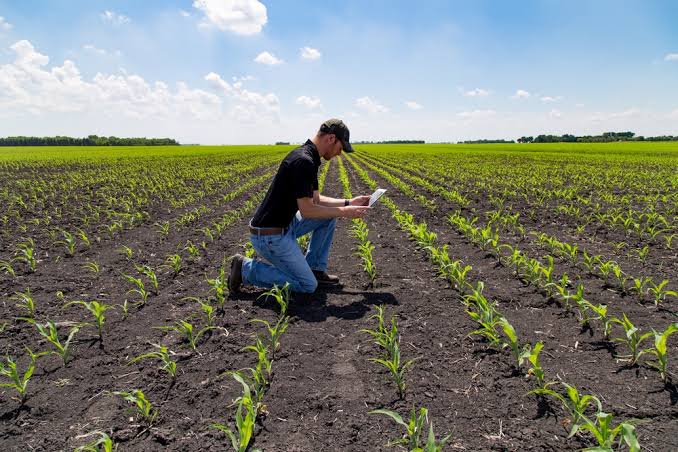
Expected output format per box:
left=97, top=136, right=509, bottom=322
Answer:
left=511, top=89, right=530, bottom=99
left=463, top=88, right=490, bottom=97
left=232, top=75, right=255, bottom=82
left=83, top=44, right=107, bottom=56
left=0, top=16, right=12, bottom=32
left=405, top=101, right=423, bottom=110
left=549, top=109, right=563, bottom=119
left=101, top=10, right=130, bottom=26
left=588, top=108, right=641, bottom=122
left=540, top=96, right=562, bottom=103
left=254, top=51, right=283, bottom=65
left=295, top=95, right=322, bottom=109
left=205, top=72, right=280, bottom=122
left=457, top=109, right=496, bottom=119
left=664, top=53, right=678, bottom=61
left=668, top=109, right=678, bottom=120
left=180, top=10, right=191, bottom=18
left=0, top=40, right=222, bottom=120
left=193, top=0, right=267, bottom=35
left=300, top=46, right=321, bottom=60
left=355, top=96, right=389, bottom=113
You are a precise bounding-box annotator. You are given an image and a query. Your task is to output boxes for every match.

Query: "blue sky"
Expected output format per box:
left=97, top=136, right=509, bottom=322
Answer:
left=0, top=0, right=677, bottom=143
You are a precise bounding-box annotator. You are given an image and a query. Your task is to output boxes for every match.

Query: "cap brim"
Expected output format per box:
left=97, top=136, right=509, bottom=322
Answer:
left=341, top=140, right=354, bottom=153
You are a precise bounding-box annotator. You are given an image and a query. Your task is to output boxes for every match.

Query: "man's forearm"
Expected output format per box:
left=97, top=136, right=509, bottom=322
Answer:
left=317, top=194, right=347, bottom=207
left=301, top=202, right=348, bottom=219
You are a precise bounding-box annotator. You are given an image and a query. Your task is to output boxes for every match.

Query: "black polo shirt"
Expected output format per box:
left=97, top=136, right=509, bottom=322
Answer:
left=251, top=139, right=321, bottom=228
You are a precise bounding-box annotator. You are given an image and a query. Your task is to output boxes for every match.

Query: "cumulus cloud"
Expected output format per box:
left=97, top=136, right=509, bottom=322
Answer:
left=405, top=101, right=423, bottom=110
left=193, top=0, right=267, bottom=35
left=205, top=72, right=280, bottom=122
left=540, top=96, right=562, bottom=102
left=0, top=40, right=222, bottom=120
left=664, top=53, right=678, bottom=61
left=300, top=46, right=321, bottom=60
left=101, top=10, right=130, bottom=26
left=511, top=89, right=530, bottom=99
left=83, top=44, right=108, bottom=56
left=0, top=16, right=12, bottom=32
left=295, top=95, right=322, bottom=110
left=254, top=51, right=283, bottom=65
left=355, top=97, right=388, bottom=113
left=457, top=109, right=496, bottom=119
left=180, top=10, right=192, bottom=18
left=463, top=88, right=490, bottom=97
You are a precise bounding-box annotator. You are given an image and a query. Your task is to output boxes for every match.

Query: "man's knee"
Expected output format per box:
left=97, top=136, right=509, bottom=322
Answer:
left=297, top=277, right=318, bottom=293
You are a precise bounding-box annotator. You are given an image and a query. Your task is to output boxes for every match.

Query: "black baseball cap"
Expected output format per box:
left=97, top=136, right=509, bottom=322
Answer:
left=320, top=118, right=354, bottom=152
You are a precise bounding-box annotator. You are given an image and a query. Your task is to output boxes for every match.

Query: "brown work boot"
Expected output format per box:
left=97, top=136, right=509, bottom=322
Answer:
left=228, top=254, right=244, bottom=294
left=313, top=270, right=340, bottom=286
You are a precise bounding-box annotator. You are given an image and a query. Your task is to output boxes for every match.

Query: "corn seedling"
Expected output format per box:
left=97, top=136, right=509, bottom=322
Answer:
left=207, top=265, right=228, bottom=307
left=520, top=341, right=548, bottom=388
left=259, top=283, right=290, bottom=317
left=611, top=264, right=629, bottom=294
left=611, top=314, right=652, bottom=365
left=73, top=431, right=116, bottom=452
left=184, top=240, right=200, bottom=260
left=0, top=348, right=47, bottom=403
left=134, top=264, right=159, bottom=295
left=250, top=314, right=289, bottom=361
left=577, top=411, right=641, bottom=452
left=463, top=283, right=503, bottom=347
left=243, top=241, right=256, bottom=259
left=211, top=372, right=260, bottom=452
left=355, top=241, right=377, bottom=285
left=157, top=319, right=218, bottom=350
left=12, top=288, right=36, bottom=319
left=154, top=221, right=170, bottom=238
left=498, top=317, right=529, bottom=369
left=530, top=382, right=602, bottom=437
left=75, top=228, right=91, bottom=248
left=0, top=259, right=16, bottom=277
left=184, top=296, right=216, bottom=327
left=117, top=245, right=133, bottom=260
left=633, top=245, right=650, bottom=265
left=83, top=261, right=101, bottom=274
left=630, top=276, right=652, bottom=302
left=128, top=344, right=177, bottom=378
left=644, top=323, right=678, bottom=382
left=64, top=300, right=112, bottom=342
left=123, top=274, right=148, bottom=304
left=24, top=319, right=81, bottom=365
left=647, top=279, right=677, bottom=306
left=13, top=238, right=37, bottom=272
left=370, top=406, right=451, bottom=451
left=164, top=254, right=183, bottom=277
left=112, top=389, right=158, bottom=425
left=55, top=229, right=77, bottom=256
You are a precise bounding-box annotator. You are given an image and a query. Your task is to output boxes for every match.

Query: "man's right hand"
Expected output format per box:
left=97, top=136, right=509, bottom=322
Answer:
left=343, top=206, right=371, bottom=219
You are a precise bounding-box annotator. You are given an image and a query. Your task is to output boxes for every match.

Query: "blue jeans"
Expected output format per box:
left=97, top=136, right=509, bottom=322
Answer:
left=241, top=212, right=337, bottom=293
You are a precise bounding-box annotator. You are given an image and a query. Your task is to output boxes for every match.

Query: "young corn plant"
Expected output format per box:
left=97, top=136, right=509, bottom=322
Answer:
left=630, top=276, right=653, bottom=302
left=123, top=274, right=148, bottom=305
left=0, top=259, right=16, bottom=277
left=0, top=348, right=47, bottom=404
left=154, top=221, right=170, bottom=238
left=75, top=228, right=91, bottom=248
left=157, top=319, right=219, bottom=351
left=647, top=279, right=677, bottom=306
left=128, top=344, right=177, bottom=378
left=12, top=288, right=36, bottom=319
left=370, top=406, right=451, bottom=451
left=577, top=411, right=641, bottom=452
left=250, top=316, right=289, bottom=361
left=355, top=241, right=377, bottom=286
left=112, top=389, right=158, bottom=425
left=259, top=283, right=290, bottom=317
left=163, top=254, right=183, bottom=277
left=463, top=283, right=503, bottom=347
left=13, top=238, right=37, bottom=272
left=611, top=314, right=652, bottom=365
left=644, top=323, right=678, bottom=382
left=530, top=382, right=602, bottom=437
left=211, top=372, right=260, bottom=452
left=118, top=245, right=133, bottom=260
left=64, top=300, right=112, bottom=343
left=135, top=264, right=159, bottom=295
left=184, top=240, right=200, bottom=260
left=83, top=261, right=101, bottom=275
left=24, top=319, right=81, bottom=365
left=207, top=265, right=228, bottom=307
left=73, top=431, right=115, bottom=452
left=497, top=317, right=529, bottom=369
left=520, top=341, right=548, bottom=388
left=184, top=296, right=217, bottom=327
left=55, top=230, right=77, bottom=257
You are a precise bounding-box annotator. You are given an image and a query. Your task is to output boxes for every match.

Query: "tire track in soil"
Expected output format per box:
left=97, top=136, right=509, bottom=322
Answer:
left=349, top=154, right=678, bottom=451
left=253, top=159, right=571, bottom=451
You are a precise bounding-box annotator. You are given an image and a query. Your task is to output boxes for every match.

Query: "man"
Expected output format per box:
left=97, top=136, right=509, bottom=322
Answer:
left=228, top=119, right=371, bottom=294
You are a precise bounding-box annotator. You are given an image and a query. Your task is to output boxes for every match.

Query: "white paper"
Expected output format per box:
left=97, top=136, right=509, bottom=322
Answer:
left=368, top=188, right=387, bottom=207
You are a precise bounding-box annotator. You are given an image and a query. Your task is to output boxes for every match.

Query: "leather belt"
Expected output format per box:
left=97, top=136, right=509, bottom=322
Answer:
left=249, top=225, right=286, bottom=235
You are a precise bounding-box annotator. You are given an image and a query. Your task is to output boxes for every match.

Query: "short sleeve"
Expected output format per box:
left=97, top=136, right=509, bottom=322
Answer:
left=290, top=161, right=315, bottom=199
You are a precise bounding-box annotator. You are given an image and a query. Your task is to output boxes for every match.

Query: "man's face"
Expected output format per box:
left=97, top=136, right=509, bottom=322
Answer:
left=324, top=135, right=343, bottom=160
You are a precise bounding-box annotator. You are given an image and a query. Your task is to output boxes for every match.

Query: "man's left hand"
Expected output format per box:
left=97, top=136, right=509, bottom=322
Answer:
left=350, top=195, right=371, bottom=206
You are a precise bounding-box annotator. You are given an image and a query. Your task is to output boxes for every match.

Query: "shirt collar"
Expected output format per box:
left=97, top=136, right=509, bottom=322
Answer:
left=304, top=139, right=321, bottom=168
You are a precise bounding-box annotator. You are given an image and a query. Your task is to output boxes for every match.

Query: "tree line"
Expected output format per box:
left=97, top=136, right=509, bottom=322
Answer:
left=0, top=135, right=180, bottom=146
left=517, top=132, right=678, bottom=143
